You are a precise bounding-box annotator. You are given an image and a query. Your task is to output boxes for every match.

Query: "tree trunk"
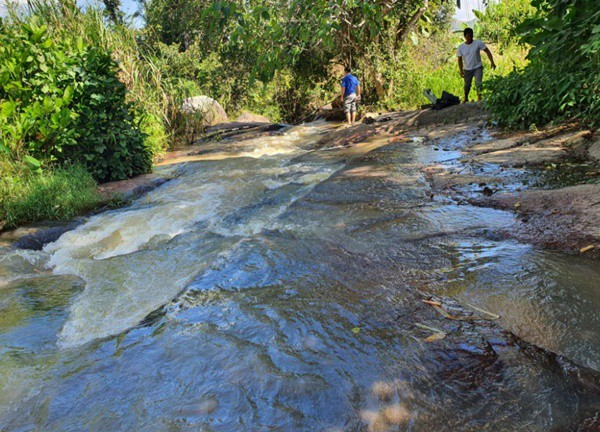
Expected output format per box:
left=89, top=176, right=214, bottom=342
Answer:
left=395, top=0, right=429, bottom=48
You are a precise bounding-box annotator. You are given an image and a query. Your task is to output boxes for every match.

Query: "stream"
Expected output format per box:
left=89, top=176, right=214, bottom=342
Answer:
left=1, top=122, right=599, bottom=431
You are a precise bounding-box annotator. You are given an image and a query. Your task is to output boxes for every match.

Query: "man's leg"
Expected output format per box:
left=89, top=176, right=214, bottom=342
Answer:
left=343, top=96, right=352, bottom=125
left=474, top=67, right=484, bottom=102
left=351, top=109, right=357, bottom=125
left=463, top=69, right=474, bottom=103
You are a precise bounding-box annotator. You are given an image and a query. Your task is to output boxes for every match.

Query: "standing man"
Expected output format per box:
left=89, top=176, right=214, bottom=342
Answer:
left=341, top=67, right=361, bottom=125
left=457, top=28, right=496, bottom=103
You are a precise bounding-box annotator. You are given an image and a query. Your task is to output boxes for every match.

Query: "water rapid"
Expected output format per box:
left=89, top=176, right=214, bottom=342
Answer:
left=1, top=122, right=599, bottom=431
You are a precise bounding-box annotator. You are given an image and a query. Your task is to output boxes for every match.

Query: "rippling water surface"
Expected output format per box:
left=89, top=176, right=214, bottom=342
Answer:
left=1, top=122, right=599, bottom=431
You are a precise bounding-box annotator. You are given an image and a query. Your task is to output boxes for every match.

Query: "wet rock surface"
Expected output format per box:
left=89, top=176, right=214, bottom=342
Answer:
left=98, top=173, right=169, bottom=200
left=0, top=220, right=84, bottom=250
left=1, top=107, right=599, bottom=431
left=472, top=184, right=600, bottom=257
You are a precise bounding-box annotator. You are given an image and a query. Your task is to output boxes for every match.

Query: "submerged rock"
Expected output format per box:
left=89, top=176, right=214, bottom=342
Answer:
left=0, top=220, right=83, bottom=250
left=98, top=173, right=169, bottom=201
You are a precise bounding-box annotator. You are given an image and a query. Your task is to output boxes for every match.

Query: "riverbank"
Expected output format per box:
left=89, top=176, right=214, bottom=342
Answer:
left=2, top=103, right=599, bottom=258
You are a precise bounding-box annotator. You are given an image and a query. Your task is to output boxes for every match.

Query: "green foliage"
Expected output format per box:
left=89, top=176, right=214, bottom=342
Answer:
left=486, top=0, right=600, bottom=128
left=474, top=0, right=536, bottom=48
left=358, top=31, right=528, bottom=111
left=143, top=0, right=454, bottom=113
left=101, top=0, right=124, bottom=25
left=521, top=0, right=600, bottom=66
left=0, top=162, right=102, bottom=229
left=11, top=0, right=172, bottom=155
left=486, top=63, right=600, bottom=129
left=0, top=14, right=151, bottom=182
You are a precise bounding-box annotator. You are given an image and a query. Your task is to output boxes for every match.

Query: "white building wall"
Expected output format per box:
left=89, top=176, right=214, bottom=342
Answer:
left=454, top=0, right=491, bottom=22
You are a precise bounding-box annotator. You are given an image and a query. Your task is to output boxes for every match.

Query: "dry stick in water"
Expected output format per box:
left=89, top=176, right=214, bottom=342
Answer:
left=422, top=298, right=498, bottom=321
left=465, top=303, right=500, bottom=320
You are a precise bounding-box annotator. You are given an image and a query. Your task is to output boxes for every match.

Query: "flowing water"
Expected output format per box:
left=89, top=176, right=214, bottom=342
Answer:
left=1, top=122, right=599, bottom=431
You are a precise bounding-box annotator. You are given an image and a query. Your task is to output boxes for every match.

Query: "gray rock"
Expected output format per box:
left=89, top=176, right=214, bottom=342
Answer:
left=2, top=220, right=84, bottom=250
left=235, top=111, right=270, bottom=123
left=180, top=96, right=228, bottom=126
left=589, top=139, right=600, bottom=162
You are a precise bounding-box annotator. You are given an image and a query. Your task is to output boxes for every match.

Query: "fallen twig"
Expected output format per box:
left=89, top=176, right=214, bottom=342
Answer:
left=422, top=299, right=442, bottom=307
left=424, top=333, right=446, bottom=342
left=415, top=323, right=444, bottom=333
left=465, top=303, right=500, bottom=320
left=432, top=304, right=482, bottom=321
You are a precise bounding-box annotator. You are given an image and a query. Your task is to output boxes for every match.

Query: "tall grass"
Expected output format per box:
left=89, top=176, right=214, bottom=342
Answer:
left=380, top=34, right=530, bottom=110
left=0, top=163, right=103, bottom=229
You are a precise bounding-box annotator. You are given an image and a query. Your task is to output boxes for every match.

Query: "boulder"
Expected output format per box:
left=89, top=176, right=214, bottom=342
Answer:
left=180, top=96, right=228, bottom=126
left=332, top=96, right=343, bottom=109
left=589, top=138, right=600, bottom=162
left=235, top=111, right=271, bottom=123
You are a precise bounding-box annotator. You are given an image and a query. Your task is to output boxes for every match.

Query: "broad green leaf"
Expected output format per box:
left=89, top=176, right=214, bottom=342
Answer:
left=410, top=32, right=418, bottom=45
left=1, top=100, right=17, bottom=117
left=23, top=154, right=42, bottom=170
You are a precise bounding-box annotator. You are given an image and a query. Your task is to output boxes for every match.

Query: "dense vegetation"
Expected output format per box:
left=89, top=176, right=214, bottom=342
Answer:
left=485, top=0, right=600, bottom=128
left=0, top=0, right=596, bottom=229
left=0, top=16, right=150, bottom=182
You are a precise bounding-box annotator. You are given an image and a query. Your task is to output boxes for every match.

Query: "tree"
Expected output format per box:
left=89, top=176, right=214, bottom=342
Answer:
left=102, top=0, right=123, bottom=25
left=231, top=0, right=451, bottom=100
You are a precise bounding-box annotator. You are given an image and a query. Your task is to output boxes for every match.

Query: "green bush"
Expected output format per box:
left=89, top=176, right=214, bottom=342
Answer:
left=486, top=64, right=599, bottom=129
left=485, top=0, right=600, bottom=128
left=0, top=162, right=102, bottom=229
left=0, top=15, right=152, bottom=182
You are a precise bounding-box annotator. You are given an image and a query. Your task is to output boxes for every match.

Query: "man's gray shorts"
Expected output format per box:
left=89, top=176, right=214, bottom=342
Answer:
left=464, top=67, right=483, bottom=93
left=343, top=93, right=358, bottom=114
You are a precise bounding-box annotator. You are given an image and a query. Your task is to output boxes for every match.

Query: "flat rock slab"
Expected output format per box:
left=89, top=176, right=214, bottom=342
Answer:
left=387, top=103, right=487, bottom=133
left=201, top=122, right=289, bottom=143
left=98, top=174, right=169, bottom=200
left=313, top=123, right=379, bottom=149
left=472, top=130, right=591, bottom=166
left=205, top=121, right=273, bottom=133
left=472, top=183, right=600, bottom=257
left=0, top=220, right=83, bottom=249
left=466, top=125, right=578, bottom=154
left=589, top=138, right=600, bottom=161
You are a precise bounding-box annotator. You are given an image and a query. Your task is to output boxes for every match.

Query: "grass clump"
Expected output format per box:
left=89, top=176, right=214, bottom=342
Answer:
left=0, top=163, right=103, bottom=230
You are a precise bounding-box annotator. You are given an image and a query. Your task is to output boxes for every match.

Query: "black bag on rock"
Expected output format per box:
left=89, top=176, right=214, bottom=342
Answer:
left=432, top=91, right=460, bottom=110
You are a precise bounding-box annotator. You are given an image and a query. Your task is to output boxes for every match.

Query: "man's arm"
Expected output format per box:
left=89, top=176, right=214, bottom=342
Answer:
left=356, top=84, right=361, bottom=100
left=483, top=48, right=496, bottom=69
left=457, top=57, right=464, bottom=77
left=341, top=83, right=345, bottom=99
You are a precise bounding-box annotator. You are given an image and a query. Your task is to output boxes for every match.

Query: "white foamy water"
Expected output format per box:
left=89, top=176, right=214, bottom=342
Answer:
left=39, top=125, right=342, bottom=347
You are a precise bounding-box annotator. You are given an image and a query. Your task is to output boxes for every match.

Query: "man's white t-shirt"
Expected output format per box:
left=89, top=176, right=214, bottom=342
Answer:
left=457, top=40, right=487, bottom=71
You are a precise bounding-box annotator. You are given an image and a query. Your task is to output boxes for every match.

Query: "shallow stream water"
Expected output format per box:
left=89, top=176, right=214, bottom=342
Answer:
left=1, top=122, right=599, bottom=431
